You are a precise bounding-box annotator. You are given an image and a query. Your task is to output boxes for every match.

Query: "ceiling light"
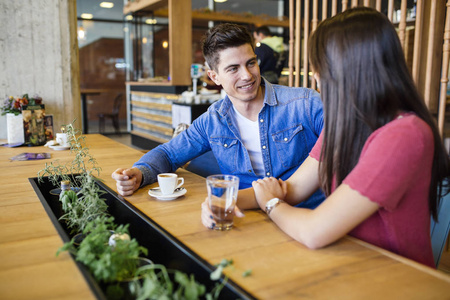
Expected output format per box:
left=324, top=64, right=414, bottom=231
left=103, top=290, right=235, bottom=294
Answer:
left=80, top=13, right=93, bottom=19
left=125, top=15, right=133, bottom=21
left=100, top=2, right=114, bottom=8
left=214, top=0, right=228, bottom=2
left=145, top=19, right=157, bottom=24
left=162, top=41, right=168, bottom=49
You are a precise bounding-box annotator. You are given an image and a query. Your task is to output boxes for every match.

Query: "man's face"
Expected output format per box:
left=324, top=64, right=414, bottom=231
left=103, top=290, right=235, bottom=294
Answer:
left=207, top=44, right=262, bottom=104
left=253, top=32, right=263, bottom=43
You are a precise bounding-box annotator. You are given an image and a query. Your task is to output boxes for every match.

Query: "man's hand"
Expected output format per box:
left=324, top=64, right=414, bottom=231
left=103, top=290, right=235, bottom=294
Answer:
left=111, top=167, right=143, bottom=196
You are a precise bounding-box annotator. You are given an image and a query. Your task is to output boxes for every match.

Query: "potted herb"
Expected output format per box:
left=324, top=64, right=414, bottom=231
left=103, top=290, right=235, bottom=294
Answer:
left=40, top=123, right=228, bottom=299
left=38, top=122, right=101, bottom=190
left=38, top=122, right=107, bottom=234
left=58, top=215, right=150, bottom=299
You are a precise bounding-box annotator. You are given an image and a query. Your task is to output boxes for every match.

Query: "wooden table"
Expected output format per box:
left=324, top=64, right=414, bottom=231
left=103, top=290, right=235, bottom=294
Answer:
left=1, top=134, right=449, bottom=299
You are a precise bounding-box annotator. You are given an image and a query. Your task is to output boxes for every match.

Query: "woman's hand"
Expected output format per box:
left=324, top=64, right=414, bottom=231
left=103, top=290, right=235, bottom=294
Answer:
left=252, top=177, right=287, bottom=210
left=201, top=198, right=245, bottom=230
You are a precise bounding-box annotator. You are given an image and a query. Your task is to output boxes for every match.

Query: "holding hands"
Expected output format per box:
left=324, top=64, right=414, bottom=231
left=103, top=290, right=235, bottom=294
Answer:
left=200, top=176, right=287, bottom=230
left=252, top=177, right=287, bottom=210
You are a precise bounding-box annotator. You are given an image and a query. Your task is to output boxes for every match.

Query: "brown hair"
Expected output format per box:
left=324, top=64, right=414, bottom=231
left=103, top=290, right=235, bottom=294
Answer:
left=202, top=23, right=254, bottom=71
left=309, top=7, right=449, bottom=220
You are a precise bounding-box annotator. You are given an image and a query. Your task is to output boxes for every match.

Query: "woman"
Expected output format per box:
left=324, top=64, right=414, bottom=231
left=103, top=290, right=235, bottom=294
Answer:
left=201, top=7, right=449, bottom=268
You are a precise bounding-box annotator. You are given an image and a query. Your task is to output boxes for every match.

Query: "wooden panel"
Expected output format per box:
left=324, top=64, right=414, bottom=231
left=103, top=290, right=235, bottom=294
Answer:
left=123, top=0, right=168, bottom=14
left=131, top=91, right=180, bottom=100
left=131, top=100, right=172, bottom=112
left=169, top=0, right=192, bottom=86
left=130, top=129, right=170, bottom=143
left=131, top=111, right=172, bottom=124
left=131, top=120, right=173, bottom=136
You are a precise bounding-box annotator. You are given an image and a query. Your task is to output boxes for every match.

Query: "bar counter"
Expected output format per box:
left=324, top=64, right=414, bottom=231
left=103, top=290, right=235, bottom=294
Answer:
left=1, top=134, right=449, bottom=299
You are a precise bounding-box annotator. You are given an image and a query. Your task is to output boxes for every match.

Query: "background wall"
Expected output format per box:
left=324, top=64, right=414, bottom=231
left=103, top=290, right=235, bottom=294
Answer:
left=0, top=0, right=81, bottom=140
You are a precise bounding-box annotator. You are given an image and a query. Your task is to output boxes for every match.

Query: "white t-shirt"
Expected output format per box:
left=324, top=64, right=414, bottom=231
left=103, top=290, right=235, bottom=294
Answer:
left=231, top=106, right=264, bottom=176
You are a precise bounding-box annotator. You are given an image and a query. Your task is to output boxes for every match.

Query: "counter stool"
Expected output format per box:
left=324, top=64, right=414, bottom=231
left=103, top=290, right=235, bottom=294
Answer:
left=98, top=93, right=123, bottom=135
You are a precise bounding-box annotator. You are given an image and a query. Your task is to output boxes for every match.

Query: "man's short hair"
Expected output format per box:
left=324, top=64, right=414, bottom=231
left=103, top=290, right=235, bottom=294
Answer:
left=254, top=26, right=272, bottom=37
left=202, top=23, right=254, bottom=71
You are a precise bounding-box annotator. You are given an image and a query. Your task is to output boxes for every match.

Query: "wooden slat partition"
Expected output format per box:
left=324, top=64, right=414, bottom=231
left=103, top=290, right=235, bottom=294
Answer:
left=288, top=0, right=449, bottom=137
left=322, top=0, right=328, bottom=20
left=342, top=0, right=348, bottom=11
left=295, top=0, right=301, bottom=87
left=311, top=0, right=319, bottom=90
left=398, top=0, right=408, bottom=48
left=376, top=0, right=382, bottom=12
left=289, top=0, right=294, bottom=87
left=388, top=0, right=394, bottom=21
left=412, top=0, right=424, bottom=83
left=332, top=0, right=338, bottom=16
left=303, top=0, right=310, bottom=87
left=438, top=0, right=450, bottom=136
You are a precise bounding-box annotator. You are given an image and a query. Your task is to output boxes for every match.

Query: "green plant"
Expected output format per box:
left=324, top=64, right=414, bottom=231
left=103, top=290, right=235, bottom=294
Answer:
left=59, top=174, right=108, bottom=234
left=78, top=216, right=147, bottom=283
left=59, top=216, right=147, bottom=282
left=38, top=122, right=101, bottom=189
left=38, top=122, right=106, bottom=233
left=128, top=263, right=226, bottom=300
left=48, top=123, right=227, bottom=299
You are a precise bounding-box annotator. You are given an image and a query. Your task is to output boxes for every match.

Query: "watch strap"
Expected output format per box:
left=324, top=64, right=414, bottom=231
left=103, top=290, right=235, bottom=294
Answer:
left=265, top=197, right=284, bottom=215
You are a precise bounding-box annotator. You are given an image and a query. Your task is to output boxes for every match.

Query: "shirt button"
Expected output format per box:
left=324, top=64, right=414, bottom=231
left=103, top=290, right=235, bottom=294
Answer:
left=224, top=144, right=228, bottom=147
left=266, top=172, right=270, bottom=176
left=262, top=145, right=266, bottom=149
left=260, top=119, right=264, bottom=123
left=284, top=137, right=288, bottom=141
left=248, top=170, right=252, bottom=173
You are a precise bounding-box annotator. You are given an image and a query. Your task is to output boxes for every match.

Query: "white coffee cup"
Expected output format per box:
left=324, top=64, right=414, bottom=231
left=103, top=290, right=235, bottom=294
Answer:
left=157, top=173, right=184, bottom=195
left=56, top=133, right=68, bottom=147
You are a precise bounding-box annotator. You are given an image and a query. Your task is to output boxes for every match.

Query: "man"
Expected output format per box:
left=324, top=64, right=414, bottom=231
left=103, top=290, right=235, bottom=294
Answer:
left=253, top=26, right=286, bottom=83
left=112, top=23, right=324, bottom=208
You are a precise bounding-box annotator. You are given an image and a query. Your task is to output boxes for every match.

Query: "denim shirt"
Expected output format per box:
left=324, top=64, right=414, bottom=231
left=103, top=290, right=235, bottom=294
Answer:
left=134, top=79, right=325, bottom=208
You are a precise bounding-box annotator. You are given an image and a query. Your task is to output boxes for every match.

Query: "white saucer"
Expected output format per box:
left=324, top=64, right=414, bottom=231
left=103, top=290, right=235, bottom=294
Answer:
left=148, top=187, right=187, bottom=201
left=49, top=145, right=70, bottom=151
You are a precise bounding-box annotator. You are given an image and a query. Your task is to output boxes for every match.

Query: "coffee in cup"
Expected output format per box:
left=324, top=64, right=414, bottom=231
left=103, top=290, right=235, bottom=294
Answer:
left=157, top=173, right=184, bottom=195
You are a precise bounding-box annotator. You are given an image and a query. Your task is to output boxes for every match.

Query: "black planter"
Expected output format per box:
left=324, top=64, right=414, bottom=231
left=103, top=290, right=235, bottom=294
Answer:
left=29, top=176, right=254, bottom=300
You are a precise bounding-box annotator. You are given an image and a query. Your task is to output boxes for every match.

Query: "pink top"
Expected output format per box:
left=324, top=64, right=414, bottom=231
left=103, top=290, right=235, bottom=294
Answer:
left=310, top=114, right=435, bottom=267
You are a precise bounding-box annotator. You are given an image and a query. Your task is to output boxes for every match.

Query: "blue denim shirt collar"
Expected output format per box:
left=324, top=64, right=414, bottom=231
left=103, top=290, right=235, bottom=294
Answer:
left=216, top=78, right=277, bottom=117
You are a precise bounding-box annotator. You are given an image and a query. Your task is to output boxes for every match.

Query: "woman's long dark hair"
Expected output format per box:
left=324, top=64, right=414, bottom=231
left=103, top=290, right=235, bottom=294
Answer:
left=309, top=7, right=449, bottom=220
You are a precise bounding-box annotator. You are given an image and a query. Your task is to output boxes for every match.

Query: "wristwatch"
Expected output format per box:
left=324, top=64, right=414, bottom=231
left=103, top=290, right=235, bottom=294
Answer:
left=265, top=198, right=284, bottom=216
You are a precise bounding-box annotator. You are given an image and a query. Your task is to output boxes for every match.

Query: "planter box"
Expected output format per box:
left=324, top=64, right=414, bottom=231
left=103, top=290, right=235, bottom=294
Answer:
left=29, top=176, right=254, bottom=300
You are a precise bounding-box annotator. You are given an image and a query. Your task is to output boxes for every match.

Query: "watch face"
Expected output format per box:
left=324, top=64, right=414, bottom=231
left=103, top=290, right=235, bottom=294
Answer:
left=267, top=198, right=279, bottom=207
left=266, top=198, right=279, bottom=214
